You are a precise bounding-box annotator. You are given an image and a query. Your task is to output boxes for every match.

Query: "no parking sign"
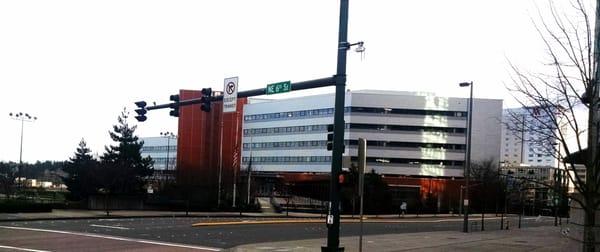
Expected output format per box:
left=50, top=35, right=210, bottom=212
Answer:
left=223, top=77, right=238, bottom=113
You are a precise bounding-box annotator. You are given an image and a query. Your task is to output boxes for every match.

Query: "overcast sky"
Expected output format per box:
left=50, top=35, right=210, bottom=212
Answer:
left=0, top=0, right=578, bottom=162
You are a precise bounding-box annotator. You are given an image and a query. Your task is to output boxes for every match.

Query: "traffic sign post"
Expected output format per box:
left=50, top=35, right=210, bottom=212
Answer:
left=266, top=81, right=291, bottom=95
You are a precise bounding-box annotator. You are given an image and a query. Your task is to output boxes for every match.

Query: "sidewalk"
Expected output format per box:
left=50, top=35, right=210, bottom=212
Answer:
left=230, top=226, right=575, bottom=252
left=0, top=209, right=481, bottom=222
left=0, top=209, right=265, bottom=222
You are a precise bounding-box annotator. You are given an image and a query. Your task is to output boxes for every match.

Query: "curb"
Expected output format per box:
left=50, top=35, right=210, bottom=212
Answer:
left=0, top=213, right=325, bottom=223
left=191, top=216, right=515, bottom=227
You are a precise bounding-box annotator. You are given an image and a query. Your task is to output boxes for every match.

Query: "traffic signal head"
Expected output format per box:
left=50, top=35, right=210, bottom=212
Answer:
left=201, top=88, right=212, bottom=96
left=201, top=88, right=212, bottom=112
left=326, top=124, right=334, bottom=151
left=135, top=101, right=147, bottom=108
left=169, top=94, right=180, bottom=117
left=169, top=107, right=179, bottom=117
left=134, top=101, right=147, bottom=122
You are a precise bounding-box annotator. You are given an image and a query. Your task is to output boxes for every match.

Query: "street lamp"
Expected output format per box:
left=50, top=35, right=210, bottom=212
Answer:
left=160, top=131, right=176, bottom=182
left=459, top=81, right=473, bottom=233
left=9, top=112, right=37, bottom=188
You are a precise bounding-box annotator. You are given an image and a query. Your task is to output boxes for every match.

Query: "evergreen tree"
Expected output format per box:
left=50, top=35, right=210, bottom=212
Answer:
left=62, top=139, right=97, bottom=201
left=99, top=108, right=153, bottom=195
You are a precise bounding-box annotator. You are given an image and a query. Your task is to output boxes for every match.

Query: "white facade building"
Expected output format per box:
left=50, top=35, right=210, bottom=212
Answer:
left=501, top=107, right=559, bottom=167
left=140, top=136, right=177, bottom=172
left=241, top=90, right=503, bottom=178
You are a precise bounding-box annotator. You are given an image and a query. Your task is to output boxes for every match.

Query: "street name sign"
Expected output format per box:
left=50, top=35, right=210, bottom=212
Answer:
left=266, top=81, right=291, bottom=95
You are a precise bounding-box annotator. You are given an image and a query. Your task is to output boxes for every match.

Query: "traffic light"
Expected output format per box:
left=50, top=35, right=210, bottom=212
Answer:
left=201, top=88, right=212, bottom=112
left=169, top=94, right=180, bottom=117
left=326, top=124, right=334, bottom=151
left=134, top=101, right=147, bottom=122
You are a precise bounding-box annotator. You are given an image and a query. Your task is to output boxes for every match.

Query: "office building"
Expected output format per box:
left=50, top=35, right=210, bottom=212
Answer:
left=240, top=90, right=503, bottom=211
left=501, top=107, right=560, bottom=167
left=242, top=90, right=502, bottom=177
left=141, top=136, right=178, bottom=181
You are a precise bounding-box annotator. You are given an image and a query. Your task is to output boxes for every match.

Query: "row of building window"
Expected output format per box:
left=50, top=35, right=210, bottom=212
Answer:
left=141, top=146, right=177, bottom=152
left=244, top=124, right=332, bottom=136
left=241, top=155, right=463, bottom=167
left=243, top=123, right=466, bottom=136
left=151, top=157, right=176, bottom=165
left=348, top=140, right=465, bottom=150
left=349, top=124, right=465, bottom=134
left=348, top=107, right=466, bottom=117
left=244, top=108, right=335, bottom=122
left=243, top=156, right=332, bottom=163
left=243, top=140, right=465, bottom=150
left=244, top=140, right=326, bottom=149
left=353, top=157, right=464, bottom=167
left=244, top=107, right=467, bottom=122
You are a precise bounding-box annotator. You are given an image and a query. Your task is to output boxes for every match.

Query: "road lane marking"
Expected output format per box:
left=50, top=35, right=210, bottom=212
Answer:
left=0, top=245, right=51, bottom=252
left=0, top=225, right=221, bottom=251
left=90, top=224, right=130, bottom=230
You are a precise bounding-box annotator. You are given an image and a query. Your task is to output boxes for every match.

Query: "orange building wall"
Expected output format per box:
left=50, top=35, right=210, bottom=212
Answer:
left=176, top=89, right=246, bottom=203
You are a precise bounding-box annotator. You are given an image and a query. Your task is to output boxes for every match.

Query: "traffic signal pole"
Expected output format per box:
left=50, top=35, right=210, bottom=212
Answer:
left=323, top=0, right=349, bottom=251
left=141, top=77, right=336, bottom=112
left=135, top=2, right=356, bottom=250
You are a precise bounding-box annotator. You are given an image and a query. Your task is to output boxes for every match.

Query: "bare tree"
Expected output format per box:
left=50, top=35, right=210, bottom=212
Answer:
left=505, top=0, right=600, bottom=250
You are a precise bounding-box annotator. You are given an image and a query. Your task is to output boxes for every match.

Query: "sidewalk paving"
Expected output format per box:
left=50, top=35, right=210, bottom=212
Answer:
left=230, top=226, right=575, bottom=252
left=0, top=209, right=481, bottom=222
left=0, top=209, right=257, bottom=222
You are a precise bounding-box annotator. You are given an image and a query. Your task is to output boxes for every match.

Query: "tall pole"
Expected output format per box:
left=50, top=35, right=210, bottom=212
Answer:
left=166, top=136, right=170, bottom=178
left=461, top=82, right=473, bottom=233
left=324, top=0, right=349, bottom=250
left=246, top=134, right=253, bottom=205
left=357, top=138, right=366, bottom=252
left=233, top=111, right=240, bottom=208
left=459, top=186, right=463, bottom=215
left=10, top=112, right=36, bottom=188
left=160, top=132, right=175, bottom=183
left=18, top=118, right=24, bottom=186
left=246, top=161, right=251, bottom=205
left=19, top=118, right=24, bottom=170
left=217, top=117, right=224, bottom=207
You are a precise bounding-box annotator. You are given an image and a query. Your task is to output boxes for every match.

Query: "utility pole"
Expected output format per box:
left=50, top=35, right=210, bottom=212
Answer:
left=323, top=0, right=349, bottom=251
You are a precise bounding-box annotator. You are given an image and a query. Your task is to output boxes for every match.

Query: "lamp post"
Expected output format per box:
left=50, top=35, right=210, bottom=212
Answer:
left=459, top=81, right=473, bottom=233
left=160, top=131, right=176, bottom=182
left=9, top=112, right=37, bottom=187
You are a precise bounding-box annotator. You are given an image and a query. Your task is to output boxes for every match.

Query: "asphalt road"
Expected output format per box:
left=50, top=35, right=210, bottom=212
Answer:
left=0, top=216, right=556, bottom=250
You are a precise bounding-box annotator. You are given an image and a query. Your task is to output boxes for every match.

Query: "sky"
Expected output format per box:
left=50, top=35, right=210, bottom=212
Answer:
left=0, top=0, right=584, bottom=162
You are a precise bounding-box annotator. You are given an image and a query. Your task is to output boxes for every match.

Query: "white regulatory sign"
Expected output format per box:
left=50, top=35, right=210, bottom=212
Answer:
left=223, top=77, right=238, bottom=113
left=326, top=215, right=334, bottom=225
